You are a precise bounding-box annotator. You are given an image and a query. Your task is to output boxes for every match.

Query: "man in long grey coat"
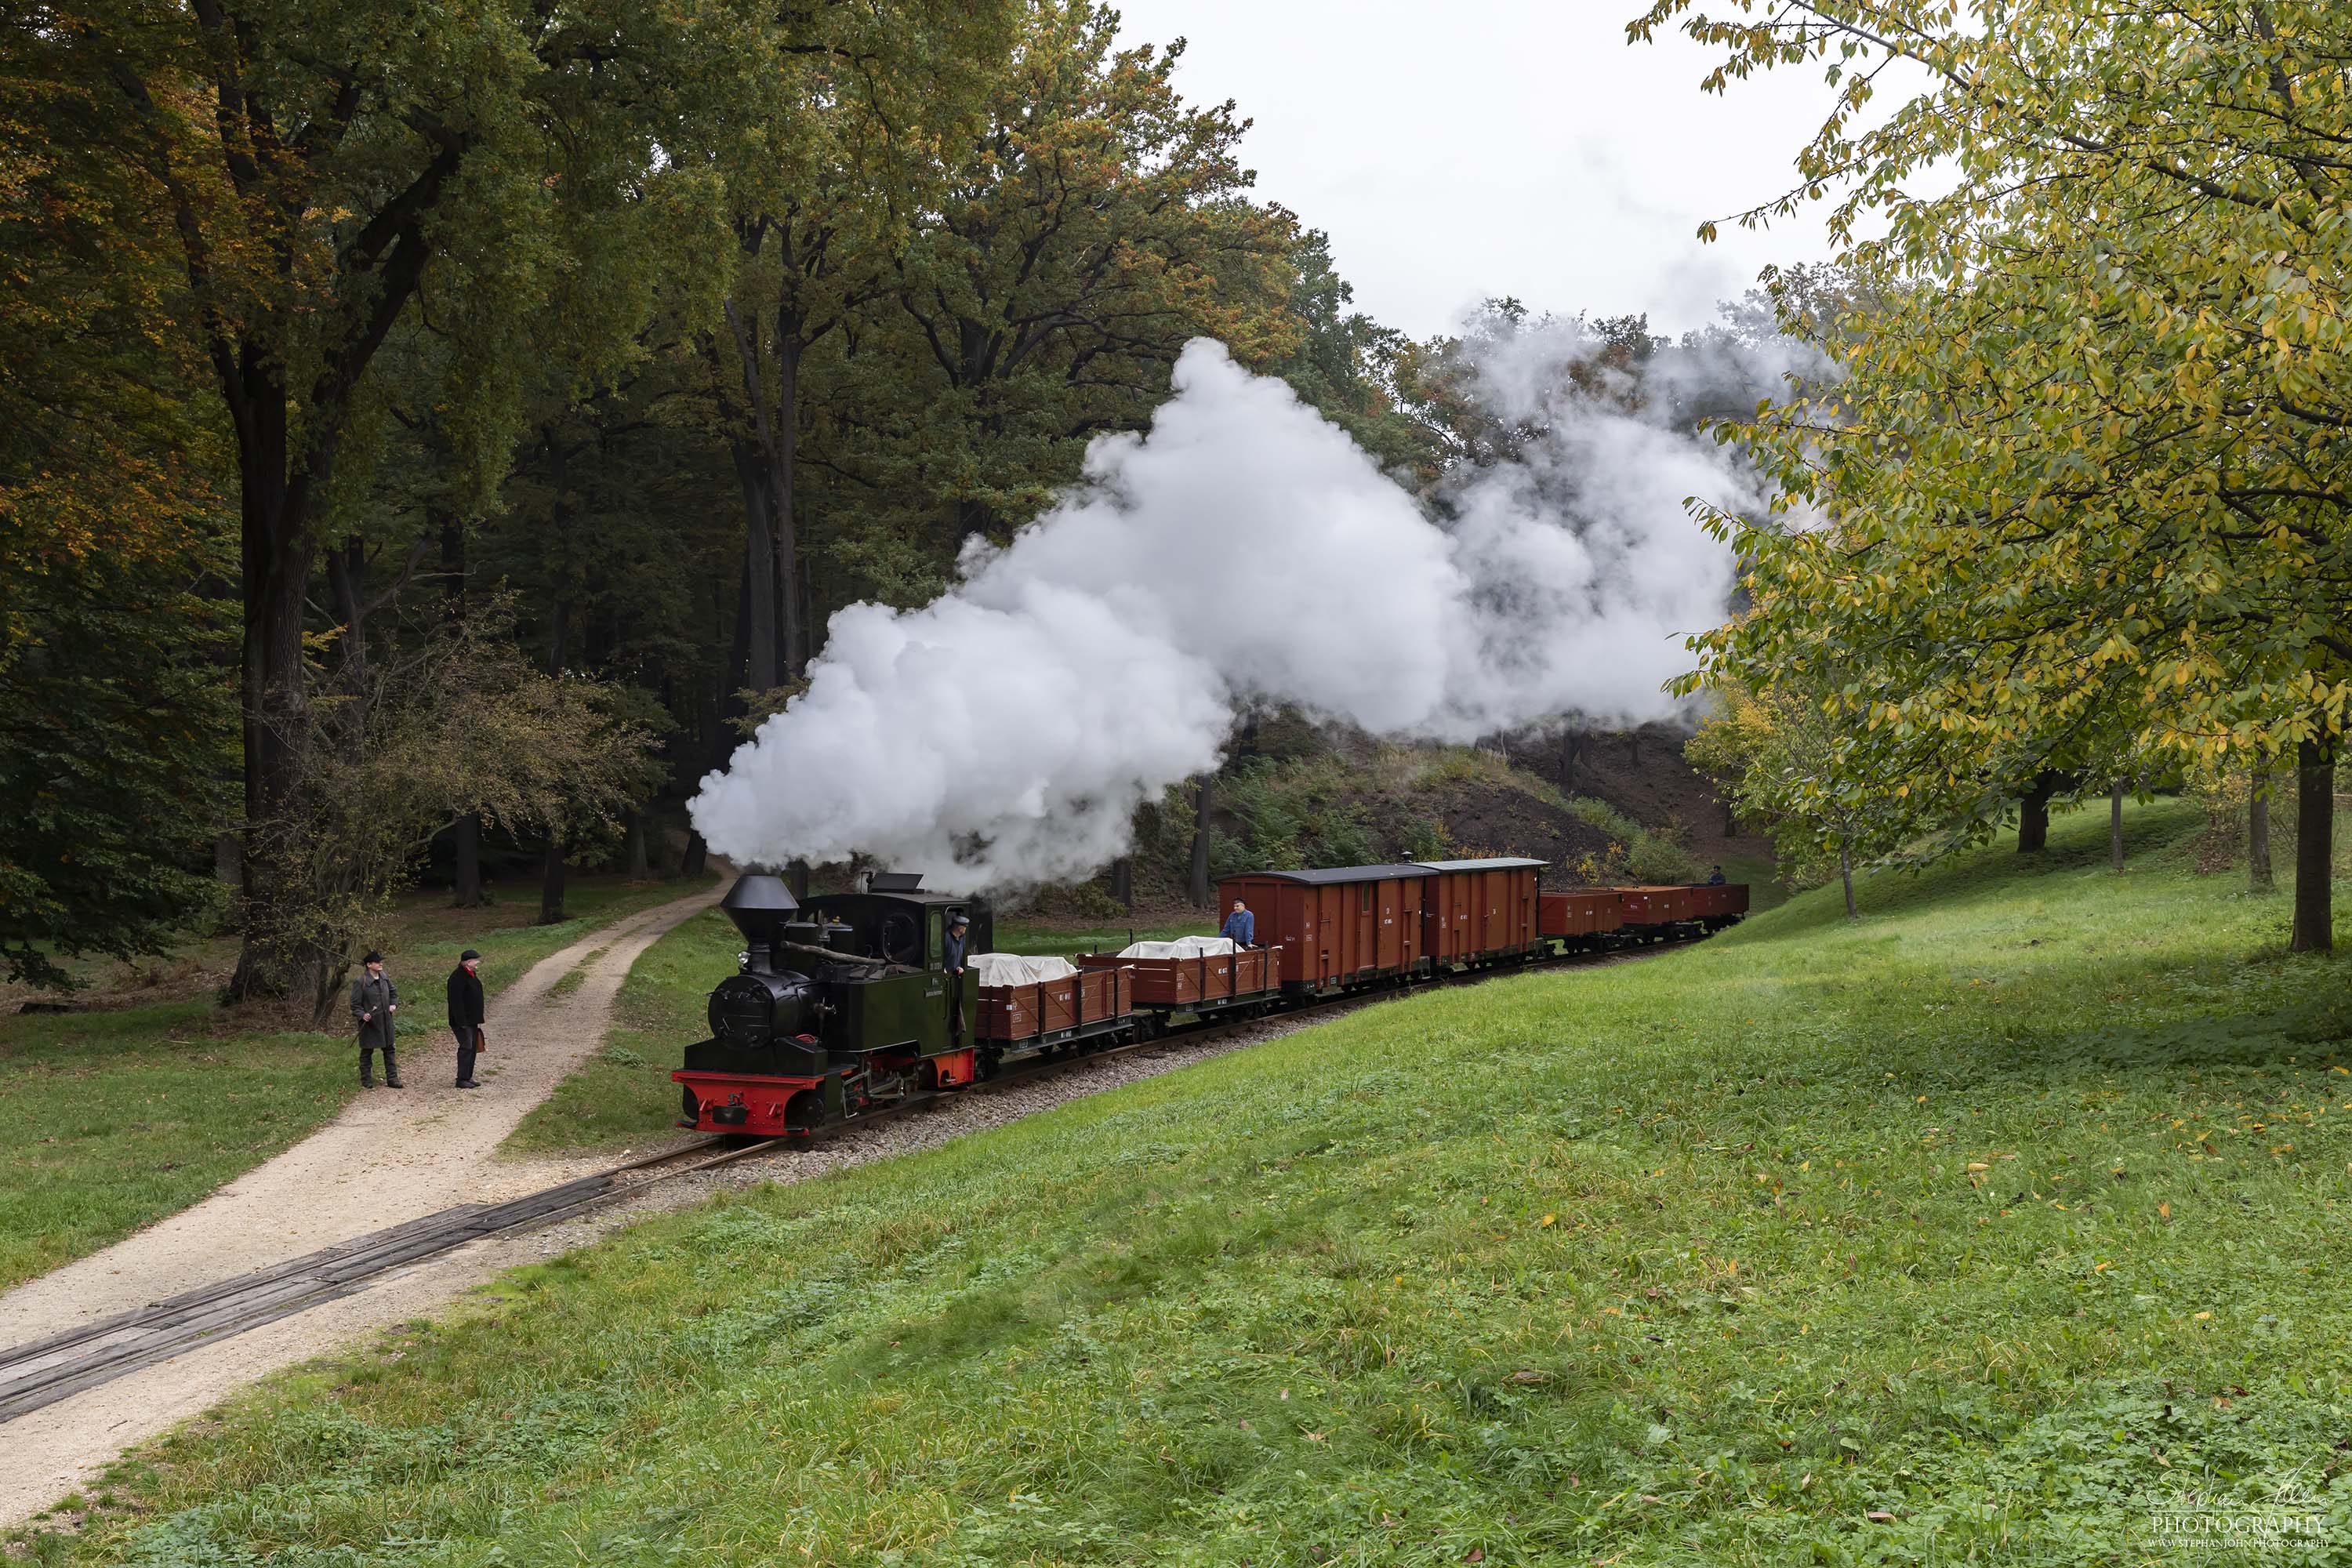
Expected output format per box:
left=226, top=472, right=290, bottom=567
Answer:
left=351, top=950, right=403, bottom=1088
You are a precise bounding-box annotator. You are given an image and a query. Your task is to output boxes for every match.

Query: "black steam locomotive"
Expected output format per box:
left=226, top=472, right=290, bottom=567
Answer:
left=673, top=872, right=995, bottom=1134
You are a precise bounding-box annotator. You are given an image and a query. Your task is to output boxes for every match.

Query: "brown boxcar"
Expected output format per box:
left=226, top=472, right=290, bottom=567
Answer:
left=1414, top=857, right=1546, bottom=966
left=1076, top=946, right=1279, bottom=1012
left=1538, top=888, right=1625, bottom=942
left=1218, top=865, right=1428, bottom=997
left=976, top=965, right=1133, bottom=1047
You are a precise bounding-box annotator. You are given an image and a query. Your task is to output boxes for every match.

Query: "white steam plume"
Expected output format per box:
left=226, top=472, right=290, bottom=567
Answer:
left=691, top=332, right=1767, bottom=891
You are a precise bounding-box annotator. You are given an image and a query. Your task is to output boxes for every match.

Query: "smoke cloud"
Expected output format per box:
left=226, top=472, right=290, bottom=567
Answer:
left=690, top=328, right=1779, bottom=891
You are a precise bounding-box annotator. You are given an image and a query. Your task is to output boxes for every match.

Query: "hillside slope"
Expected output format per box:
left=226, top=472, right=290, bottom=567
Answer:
left=49, top=802, right=2352, bottom=1565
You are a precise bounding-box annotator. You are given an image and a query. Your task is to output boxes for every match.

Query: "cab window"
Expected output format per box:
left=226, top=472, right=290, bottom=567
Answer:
left=927, top=911, right=943, bottom=968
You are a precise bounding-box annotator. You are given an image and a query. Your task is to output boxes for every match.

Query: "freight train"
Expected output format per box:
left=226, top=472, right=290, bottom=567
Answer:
left=673, top=858, right=1748, bottom=1137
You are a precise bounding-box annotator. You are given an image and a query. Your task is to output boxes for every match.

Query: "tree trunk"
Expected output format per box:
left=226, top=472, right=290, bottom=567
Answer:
left=2292, top=739, right=2334, bottom=953
left=1558, top=728, right=1581, bottom=793
left=729, top=439, right=780, bottom=691
left=1111, top=855, right=1134, bottom=913
left=2018, top=771, right=2057, bottom=853
left=213, top=831, right=241, bottom=887
left=225, top=397, right=318, bottom=1002
left=1721, top=797, right=1737, bottom=837
left=1839, top=842, right=1855, bottom=920
left=437, top=504, right=466, bottom=612
left=2249, top=778, right=2274, bottom=893
left=2109, top=780, right=2125, bottom=871
left=623, top=811, right=651, bottom=880
left=538, top=836, right=568, bottom=926
left=772, top=326, right=804, bottom=679
left=681, top=829, right=710, bottom=880
left=1188, top=776, right=1214, bottom=909
left=452, top=813, right=486, bottom=907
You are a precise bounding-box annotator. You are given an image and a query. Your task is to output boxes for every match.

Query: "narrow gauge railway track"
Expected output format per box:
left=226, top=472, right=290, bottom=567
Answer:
left=0, top=932, right=1679, bottom=1427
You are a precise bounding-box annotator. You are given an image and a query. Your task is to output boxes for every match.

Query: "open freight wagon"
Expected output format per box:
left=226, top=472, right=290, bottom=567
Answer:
left=1075, top=945, right=1280, bottom=1017
left=972, top=960, right=1134, bottom=1051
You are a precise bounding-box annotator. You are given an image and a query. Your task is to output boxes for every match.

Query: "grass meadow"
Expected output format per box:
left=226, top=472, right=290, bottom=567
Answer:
left=29, top=802, right=2352, bottom=1564
left=0, top=873, right=710, bottom=1294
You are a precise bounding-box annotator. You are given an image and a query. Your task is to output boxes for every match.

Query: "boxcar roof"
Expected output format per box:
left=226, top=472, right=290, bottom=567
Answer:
left=1412, top=856, right=1548, bottom=872
left=1229, top=863, right=1434, bottom=885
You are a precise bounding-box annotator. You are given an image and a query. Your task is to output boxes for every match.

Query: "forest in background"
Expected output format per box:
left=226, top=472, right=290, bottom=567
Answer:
left=20, top=0, right=2349, bottom=1025
left=3, top=0, right=1777, bottom=1020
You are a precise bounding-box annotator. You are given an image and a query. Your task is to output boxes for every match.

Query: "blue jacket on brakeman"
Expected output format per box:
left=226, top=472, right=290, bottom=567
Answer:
left=1219, top=909, right=1255, bottom=946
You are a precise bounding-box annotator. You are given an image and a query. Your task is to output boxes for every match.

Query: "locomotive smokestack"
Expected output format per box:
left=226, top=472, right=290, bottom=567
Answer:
left=720, top=871, right=799, bottom=974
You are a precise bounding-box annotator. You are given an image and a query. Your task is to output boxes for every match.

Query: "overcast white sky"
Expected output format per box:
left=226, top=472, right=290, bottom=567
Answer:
left=1110, top=0, right=1849, bottom=341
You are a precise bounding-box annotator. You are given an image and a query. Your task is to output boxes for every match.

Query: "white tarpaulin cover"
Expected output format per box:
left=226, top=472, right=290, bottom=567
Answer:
left=971, top=953, right=1078, bottom=986
left=1116, top=936, right=1238, bottom=960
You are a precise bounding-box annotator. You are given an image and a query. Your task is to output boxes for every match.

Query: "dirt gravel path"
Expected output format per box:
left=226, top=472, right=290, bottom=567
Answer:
left=0, top=877, right=723, bottom=1525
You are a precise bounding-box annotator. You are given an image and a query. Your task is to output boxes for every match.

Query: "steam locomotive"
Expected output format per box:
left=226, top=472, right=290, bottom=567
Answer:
left=673, top=859, right=1748, bottom=1137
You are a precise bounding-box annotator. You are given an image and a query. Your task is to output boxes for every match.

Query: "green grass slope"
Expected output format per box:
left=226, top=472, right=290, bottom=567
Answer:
left=0, top=873, right=709, bottom=1294
left=42, top=803, right=2352, bottom=1564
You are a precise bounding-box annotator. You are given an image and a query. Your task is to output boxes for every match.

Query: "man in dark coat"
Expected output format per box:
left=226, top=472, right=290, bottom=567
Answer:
left=447, top=949, right=485, bottom=1089
left=350, top=951, right=402, bottom=1088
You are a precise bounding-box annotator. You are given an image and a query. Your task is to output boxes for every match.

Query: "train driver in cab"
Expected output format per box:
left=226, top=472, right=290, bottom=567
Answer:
left=1220, top=898, right=1255, bottom=948
left=944, top=910, right=970, bottom=975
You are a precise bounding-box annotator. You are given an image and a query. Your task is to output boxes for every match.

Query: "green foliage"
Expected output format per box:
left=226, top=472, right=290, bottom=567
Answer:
left=1688, top=677, right=1905, bottom=895
left=242, top=605, right=664, bottom=1023
left=55, top=801, right=2352, bottom=1563
left=1, top=551, right=236, bottom=989
left=1261, top=231, right=1442, bottom=481
left=1213, top=758, right=1383, bottom=878
left=1553, top=796, right=1694, bottom=885
left=1641, top=2, right=2352, bottom=877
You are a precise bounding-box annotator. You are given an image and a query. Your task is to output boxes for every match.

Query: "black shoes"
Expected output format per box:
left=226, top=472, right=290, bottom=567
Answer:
left=456, top=1080, right=481, bottom=1090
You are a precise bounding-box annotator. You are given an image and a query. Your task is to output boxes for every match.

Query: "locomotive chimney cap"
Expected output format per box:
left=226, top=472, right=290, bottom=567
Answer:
left=720, top=872, right=799, bottom=940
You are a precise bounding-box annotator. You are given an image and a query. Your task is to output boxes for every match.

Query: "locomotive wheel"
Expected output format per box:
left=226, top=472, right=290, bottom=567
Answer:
left=680, top=1083, right=702, bottom=1124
